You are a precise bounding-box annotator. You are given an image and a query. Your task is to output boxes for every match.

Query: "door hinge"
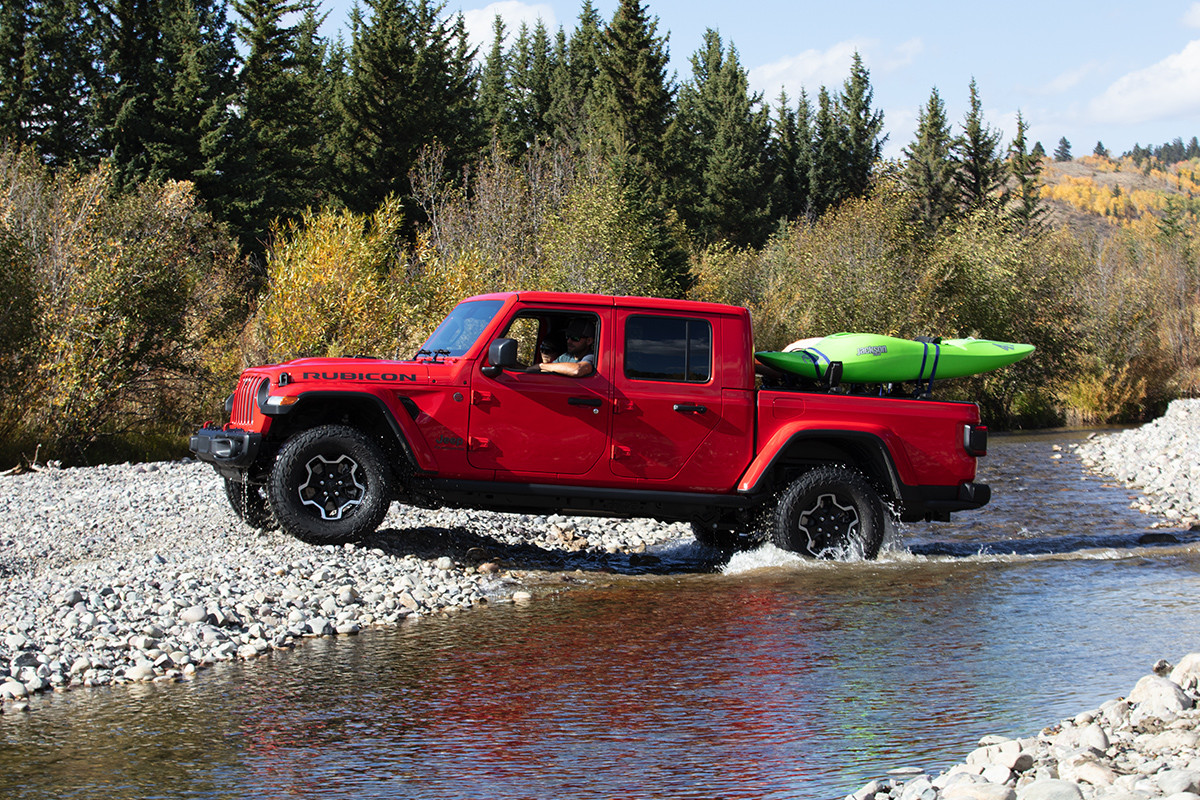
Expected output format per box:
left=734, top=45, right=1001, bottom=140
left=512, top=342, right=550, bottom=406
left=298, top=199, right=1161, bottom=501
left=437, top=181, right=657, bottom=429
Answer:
left=468, top=436, right=491, bottom=450
left=611, top=444, right=631, bottom=460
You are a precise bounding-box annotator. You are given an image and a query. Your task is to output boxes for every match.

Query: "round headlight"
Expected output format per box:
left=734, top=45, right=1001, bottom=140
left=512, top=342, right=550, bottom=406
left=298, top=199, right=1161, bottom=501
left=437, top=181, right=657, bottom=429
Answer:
left=255, top=377, right=271, bottom=412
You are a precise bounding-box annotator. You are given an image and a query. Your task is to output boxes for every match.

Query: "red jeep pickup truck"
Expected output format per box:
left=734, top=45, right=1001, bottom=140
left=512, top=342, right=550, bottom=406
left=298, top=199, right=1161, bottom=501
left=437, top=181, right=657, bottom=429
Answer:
left=191, top=292, right=990, bottom=559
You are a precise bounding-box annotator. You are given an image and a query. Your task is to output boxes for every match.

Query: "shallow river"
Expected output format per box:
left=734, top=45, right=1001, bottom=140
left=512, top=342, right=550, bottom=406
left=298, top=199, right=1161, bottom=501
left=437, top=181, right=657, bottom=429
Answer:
left=4, top=432, right=1200, bottom=800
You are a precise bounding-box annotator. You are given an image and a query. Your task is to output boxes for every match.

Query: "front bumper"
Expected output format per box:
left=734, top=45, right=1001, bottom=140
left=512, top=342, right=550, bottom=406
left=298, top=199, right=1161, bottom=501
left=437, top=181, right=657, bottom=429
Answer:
left=189, top=426, right=263, bottom=475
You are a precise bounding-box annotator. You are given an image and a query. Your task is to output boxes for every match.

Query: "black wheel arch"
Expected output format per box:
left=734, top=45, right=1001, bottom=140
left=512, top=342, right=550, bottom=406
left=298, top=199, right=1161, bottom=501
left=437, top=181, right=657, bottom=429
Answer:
left=751, top=430, right=903, bottom=504
left=261, top=391, right=420, bottom=486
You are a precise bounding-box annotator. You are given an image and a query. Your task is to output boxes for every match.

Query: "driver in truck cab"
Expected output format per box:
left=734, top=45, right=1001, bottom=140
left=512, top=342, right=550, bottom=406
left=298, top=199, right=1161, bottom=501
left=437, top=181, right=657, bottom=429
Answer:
left=526, top=318, right=595, bottom=377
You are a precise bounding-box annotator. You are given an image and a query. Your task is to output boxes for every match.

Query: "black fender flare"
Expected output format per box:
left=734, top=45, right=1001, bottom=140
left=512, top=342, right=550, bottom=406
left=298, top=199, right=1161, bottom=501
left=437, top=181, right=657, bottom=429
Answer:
left=265, top=390, right=426, bottom=473
left=740, top=429, right=905, bottom=503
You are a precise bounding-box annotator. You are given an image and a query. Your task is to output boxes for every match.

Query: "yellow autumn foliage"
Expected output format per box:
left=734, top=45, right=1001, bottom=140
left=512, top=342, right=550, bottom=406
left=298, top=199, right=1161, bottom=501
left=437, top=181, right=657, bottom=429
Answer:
left=0, top=146, right=245, bottom=461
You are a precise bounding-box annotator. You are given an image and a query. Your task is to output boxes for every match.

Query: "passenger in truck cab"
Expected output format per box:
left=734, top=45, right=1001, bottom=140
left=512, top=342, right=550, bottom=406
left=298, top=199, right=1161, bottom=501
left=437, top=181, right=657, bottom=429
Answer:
left=538, top=332, right=565, bottom=364
left=527, top=318, right=595, bottom=377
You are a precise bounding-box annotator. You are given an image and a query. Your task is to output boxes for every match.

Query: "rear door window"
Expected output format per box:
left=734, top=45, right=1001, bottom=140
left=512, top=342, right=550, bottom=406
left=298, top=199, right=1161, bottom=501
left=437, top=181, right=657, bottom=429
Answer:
left=624, top=315, right=711, bottom=383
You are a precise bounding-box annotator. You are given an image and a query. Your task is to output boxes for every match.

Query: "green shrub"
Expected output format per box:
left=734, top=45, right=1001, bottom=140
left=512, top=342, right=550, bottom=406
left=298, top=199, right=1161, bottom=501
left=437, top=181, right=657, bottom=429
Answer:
left=0, top=146, right=245, bottom=462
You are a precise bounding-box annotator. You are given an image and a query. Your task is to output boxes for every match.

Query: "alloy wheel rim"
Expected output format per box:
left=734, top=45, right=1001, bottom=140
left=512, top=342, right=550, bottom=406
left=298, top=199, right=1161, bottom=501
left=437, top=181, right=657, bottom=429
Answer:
left=798, top=492, right=860, bottom=555
left=299, top=453, right=366, bottom=520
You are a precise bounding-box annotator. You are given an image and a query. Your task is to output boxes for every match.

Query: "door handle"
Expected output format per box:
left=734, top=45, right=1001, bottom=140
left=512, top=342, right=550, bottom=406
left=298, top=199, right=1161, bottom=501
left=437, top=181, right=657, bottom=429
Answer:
left=569, top=397, right=603, bottom=407
left=673, top=403, right=707, bottom=414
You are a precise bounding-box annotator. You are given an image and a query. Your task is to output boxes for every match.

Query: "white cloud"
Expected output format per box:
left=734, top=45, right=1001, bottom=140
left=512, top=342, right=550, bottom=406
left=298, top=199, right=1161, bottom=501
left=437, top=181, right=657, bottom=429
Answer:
left=748, top=38, right=923, bottom=101
left=748, top=40, right=868, bottom=99
left=1184, top=3, right=1200, bottom=27
left=1040, top=61, right=1102, bottom=94
left=1089, top=40, right=1200, bottom=124
left=460, top=1, right=555, bottom=57
left=879, top=38, right=924, bottom=73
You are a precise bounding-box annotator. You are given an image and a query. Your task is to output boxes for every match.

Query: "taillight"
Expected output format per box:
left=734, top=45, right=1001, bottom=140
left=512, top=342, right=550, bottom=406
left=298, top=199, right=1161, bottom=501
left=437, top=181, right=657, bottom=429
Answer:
left=964, top=424, right=988, bottom=457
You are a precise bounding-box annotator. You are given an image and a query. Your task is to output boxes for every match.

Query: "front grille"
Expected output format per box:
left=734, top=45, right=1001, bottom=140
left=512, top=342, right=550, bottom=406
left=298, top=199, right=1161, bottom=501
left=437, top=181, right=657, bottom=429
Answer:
left=232, top=376, right=259, bottom=427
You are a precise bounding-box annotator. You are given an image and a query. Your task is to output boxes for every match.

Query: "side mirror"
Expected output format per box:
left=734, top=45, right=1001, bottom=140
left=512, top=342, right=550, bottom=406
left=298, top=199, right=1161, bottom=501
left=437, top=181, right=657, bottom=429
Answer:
left=481, top=338, right=518, bottom=378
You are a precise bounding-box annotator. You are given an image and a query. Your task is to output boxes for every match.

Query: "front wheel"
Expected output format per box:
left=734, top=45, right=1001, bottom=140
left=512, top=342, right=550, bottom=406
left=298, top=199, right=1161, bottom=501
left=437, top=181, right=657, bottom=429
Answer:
left=268, top=425, right=392, bottom=544
left=772, top=466, right=886, bottom=560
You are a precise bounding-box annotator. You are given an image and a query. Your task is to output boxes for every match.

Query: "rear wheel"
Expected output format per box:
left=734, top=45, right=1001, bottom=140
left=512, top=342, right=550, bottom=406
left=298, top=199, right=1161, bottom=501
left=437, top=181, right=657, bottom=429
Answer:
left=772, top=466, right=885, bottom=560
left=223, top=478, right=276, bottom=530
left=269, top=425, right=392, bottom=544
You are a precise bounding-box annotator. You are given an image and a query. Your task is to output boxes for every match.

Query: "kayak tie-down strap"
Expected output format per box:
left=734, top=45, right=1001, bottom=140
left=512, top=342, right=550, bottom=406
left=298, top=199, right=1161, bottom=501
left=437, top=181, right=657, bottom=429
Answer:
left=917, top=341, right=941, bottom=381
left=800, top=347, right=832, bottom=378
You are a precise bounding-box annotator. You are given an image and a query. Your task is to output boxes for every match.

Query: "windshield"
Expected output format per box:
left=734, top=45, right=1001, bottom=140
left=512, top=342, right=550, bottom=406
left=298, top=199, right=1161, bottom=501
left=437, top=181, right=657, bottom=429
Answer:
left=418, top=299, right=504, bottom=358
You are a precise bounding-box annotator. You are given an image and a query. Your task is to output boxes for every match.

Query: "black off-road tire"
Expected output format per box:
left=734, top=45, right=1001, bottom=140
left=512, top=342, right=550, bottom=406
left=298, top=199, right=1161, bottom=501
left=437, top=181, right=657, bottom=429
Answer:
left=772, top=466, right=886, bottom=560
left=223, top=478, right=277, bottom=530
left=268, top=424, right=392, bottom=545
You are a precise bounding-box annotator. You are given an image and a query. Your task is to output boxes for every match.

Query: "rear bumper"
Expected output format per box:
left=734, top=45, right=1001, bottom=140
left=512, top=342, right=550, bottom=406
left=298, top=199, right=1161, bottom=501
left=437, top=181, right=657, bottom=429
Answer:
left=189, top=426, right=262, bottom=477
left=899, top=481, right=991, bottom=522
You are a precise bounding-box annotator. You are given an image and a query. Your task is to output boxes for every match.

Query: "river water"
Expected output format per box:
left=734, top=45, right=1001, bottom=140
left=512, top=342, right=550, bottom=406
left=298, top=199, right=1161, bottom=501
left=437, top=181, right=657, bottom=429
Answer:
left=3, top=432, right=1200, bottom=800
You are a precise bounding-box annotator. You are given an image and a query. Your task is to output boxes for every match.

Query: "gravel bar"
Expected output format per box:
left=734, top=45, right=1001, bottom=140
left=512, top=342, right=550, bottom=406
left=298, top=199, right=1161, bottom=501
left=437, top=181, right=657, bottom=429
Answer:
left=0, top=459, right=692, bottom=708
left=1076, top=398, right=1200, bottom=529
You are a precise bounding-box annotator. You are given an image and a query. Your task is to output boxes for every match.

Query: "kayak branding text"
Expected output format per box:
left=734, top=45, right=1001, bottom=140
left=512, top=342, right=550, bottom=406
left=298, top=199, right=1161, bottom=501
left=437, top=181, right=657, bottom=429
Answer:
left=856, top=346, right=888, bottom=357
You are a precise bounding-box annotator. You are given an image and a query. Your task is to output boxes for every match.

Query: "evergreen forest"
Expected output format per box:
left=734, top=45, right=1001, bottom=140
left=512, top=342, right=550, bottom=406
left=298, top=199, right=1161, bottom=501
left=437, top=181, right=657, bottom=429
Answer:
left=1, top=0, right=1198, bottom=463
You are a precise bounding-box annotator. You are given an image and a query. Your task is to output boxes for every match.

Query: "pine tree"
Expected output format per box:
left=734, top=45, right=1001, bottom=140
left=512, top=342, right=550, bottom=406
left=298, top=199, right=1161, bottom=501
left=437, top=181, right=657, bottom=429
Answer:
left=152, top=0, right=239, bottom=181
left=808, top=86, right=843, bottom=215
left=478, top=15, right=512, bottom=148
left=1186, top=136, right=1199, bottom=160
left=294, top=4, right=338, bottom=198
left=16, top=0, right=99, bottom=166
left=593, top=0, right=674, bottom=190
left=903, top=86, right=955, bottom=235
left=1031, top=140, right=1045, bottom=160
left=668, top=29, right=770, bottom=247
left=0, top=0, right=32, bottom=146
left=94, top=0, right=238, bottom=189
left=335, top=0, right=480, bottom=215
left=506, top=20, right=555, bottom=151
left=525, top=21, right=554, bottom=145
left=547, top=1, right=602, bottom=151
left=95, top=0, right=168, bottom=185
left=214, top=0, right=330, bottom=256
left=590, top=0, right=687, bottom=294
left=767, top=88, right=811, bottom=221
left=1093, top=141, right=1109, bottom=159
left=838, top=52, right=884, bottom=198
left=953, top=78, right=1005, bottom=212
left=1053, top=136, right=1072, bottom=162
left=1008, top=111, right=1047, bottom=235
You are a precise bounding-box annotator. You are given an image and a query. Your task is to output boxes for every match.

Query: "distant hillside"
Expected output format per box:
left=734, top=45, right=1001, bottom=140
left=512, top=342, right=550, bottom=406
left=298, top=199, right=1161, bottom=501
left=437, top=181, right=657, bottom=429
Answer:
left=1039, top=155, right=1200, bottom=237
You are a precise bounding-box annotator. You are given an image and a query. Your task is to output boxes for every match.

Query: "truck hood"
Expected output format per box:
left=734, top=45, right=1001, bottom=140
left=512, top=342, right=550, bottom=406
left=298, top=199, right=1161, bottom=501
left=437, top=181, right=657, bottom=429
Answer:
left=254, top=356, right=452, bottom=387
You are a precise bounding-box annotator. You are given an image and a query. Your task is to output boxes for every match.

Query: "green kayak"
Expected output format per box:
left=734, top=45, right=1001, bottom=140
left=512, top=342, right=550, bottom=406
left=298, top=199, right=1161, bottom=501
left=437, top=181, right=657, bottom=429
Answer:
left=755, top=333, right=1035, bottom=384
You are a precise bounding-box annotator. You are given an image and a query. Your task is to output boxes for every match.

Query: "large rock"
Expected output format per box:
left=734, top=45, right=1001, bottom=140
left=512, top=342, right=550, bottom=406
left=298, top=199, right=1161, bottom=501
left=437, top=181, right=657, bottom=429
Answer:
left=1016, top=780, right=1083, bottom=800
left=1170, top=653, right=1200, bottom=692
left=1058, top=753, right=1116, bottom=786
left=1128, top=675, right=1193, bottom=721
left=942, top=783, right=1017, bottom=800
left=1156, top=770, right=1200, bottom=796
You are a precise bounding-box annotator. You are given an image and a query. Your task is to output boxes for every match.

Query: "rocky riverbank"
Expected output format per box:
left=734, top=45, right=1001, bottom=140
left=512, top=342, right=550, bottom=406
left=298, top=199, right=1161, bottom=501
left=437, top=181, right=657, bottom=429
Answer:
left=847, top=655, right=1200, bottom=800
left=0, top=460, right=694, bottom=710
left=1075, top=398, right=1200, bottom=529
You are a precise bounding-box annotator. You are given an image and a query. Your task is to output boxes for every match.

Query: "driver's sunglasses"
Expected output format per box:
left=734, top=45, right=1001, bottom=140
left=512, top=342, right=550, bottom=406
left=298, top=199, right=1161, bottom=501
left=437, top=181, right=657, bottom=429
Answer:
left=567, top=335, right=585, bottom=341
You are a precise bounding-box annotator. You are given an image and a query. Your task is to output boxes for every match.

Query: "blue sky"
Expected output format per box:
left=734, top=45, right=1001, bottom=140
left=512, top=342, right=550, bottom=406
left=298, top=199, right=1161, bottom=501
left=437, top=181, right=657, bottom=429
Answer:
left=315, top=0, right=1200, bottom=159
